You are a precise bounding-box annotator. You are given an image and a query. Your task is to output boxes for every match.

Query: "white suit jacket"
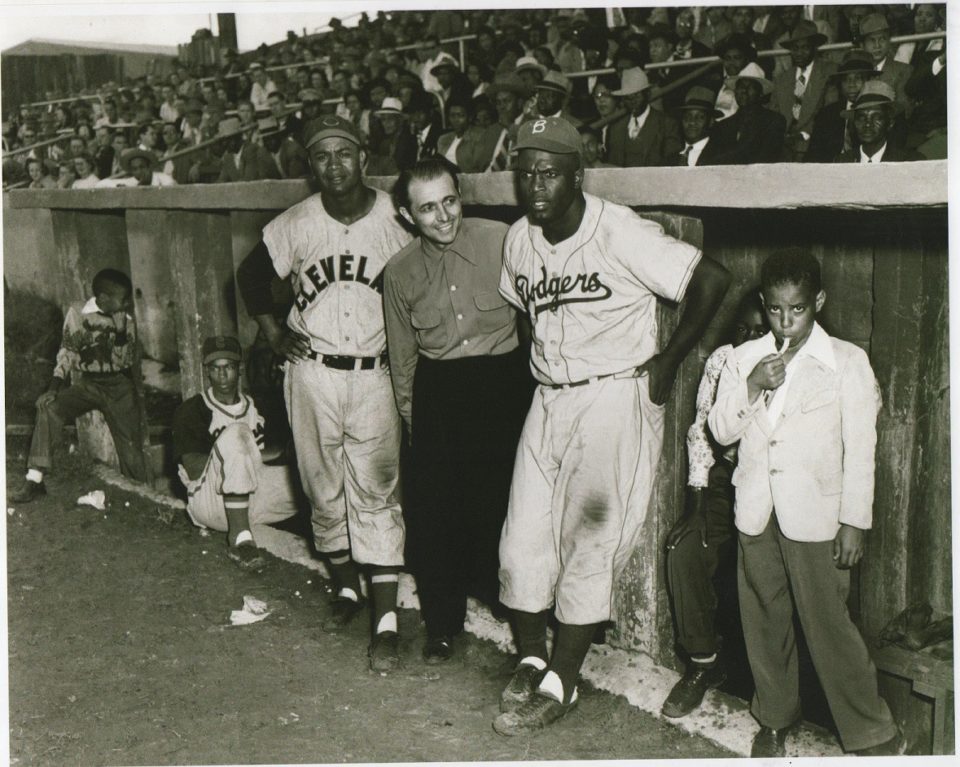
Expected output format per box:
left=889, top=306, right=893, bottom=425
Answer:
left=708, top=324, right=881, bottom=542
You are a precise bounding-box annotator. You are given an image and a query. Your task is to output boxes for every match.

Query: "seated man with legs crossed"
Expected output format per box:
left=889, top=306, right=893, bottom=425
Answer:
left=172, top=336, right=299, bottom=571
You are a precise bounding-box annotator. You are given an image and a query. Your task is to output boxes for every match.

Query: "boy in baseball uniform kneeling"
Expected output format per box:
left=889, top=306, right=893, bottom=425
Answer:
left=173, top=336, right=300, bottom=572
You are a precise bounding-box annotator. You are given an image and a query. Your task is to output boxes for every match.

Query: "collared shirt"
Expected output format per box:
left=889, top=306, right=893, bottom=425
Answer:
left=627, top=104, right=651, bottom=138
left=96, top=171, right=177, bottom=187
left=384, top=218, right=517, bottom=425
left=859, top=142, right=888, bottom=163
left=795, top=61, right=814, bottom=88
left=500, top=193, right=701, bottom=385
left=53, top=297, right=137, bottom=379
left=443, top=134, right=463, bottom=164
left=682, top=136, right=710, bottom=166
left=160, top=102, right=179, bottom=123
left=743, top=323, right=836, bottom=426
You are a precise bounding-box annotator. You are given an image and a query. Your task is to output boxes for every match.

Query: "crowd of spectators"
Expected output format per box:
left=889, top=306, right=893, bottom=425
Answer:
left=2, top=4, right=947, bottom=189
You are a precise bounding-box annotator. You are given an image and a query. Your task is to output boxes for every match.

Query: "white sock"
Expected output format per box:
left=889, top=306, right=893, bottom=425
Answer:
left=519, top=655, right=547, bottom=671
left=26, top=469, right=43, bottom=483
left=538, top=670, right=564, bottom=701
left=233, top=529, right=254, bottom=546
left=338, top=587, right=359, bottom=603
left=375, top=611, right=397, bottom=634
left=691, top=653, right=717, bottom=665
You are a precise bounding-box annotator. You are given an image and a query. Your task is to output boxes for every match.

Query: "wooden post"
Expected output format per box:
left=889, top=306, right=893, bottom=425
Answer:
left=168, top=210, right=238, bottom=398
left=228, top=210, right=283, bottom=351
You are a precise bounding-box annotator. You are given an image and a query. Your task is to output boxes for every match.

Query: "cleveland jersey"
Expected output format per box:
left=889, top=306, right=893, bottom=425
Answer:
left=499, top=193, right=701, bottom=385
left=262, top=189, right=412, bottom=356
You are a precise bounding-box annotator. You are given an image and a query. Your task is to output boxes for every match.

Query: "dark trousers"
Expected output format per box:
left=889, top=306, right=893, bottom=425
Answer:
left=738, top=517, right=896, bottom=751
left=666, top=460, right=736, bottom=656
left=405, top=348, right=532, bottom=639
left=29, top=373, right=147, bottom=482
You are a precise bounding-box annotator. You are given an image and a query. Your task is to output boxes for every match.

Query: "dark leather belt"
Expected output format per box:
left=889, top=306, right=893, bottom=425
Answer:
left=306, top=351, right=388, bottom=371
left=547, top=368, right=642, bottom=390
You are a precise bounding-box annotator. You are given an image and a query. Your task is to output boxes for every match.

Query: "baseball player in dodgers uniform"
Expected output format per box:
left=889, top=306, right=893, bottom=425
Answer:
left=493, top=117, right=729, bottom=735
left=237, top=115, right=411, bottom=672
left=172, top=336, right=299, bottom=572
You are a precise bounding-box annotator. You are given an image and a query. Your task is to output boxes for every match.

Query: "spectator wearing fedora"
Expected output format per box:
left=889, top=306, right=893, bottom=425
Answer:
left=713, top=64, right=786, bottom=165
left=834, top=81, right=923, bottom=164
left=481, top=73, right=530, bottom=171
left=528, top=70, right=582, bottom=128
left=674, top=86, right=728, bottom=167
left=259, top=117, right=309, bottom=179
left=216, top=117, right=279, bottom=183
left=366, top=97, right=417, bottom=176
left=515, top=56, right=546, bottom=116
left=714, top=34, right=759, bottom=121
left=431, top=54, right=474, bottom=106
left=97, top=148, right=176, bottom=187
left=859, top=12, right=913, bottom=118
left=266, top=90, right=303, bottom=144
left=771, top=19, right=838, bottom=161
left=806, top=51, right=877, bottom=163
left=605, top=67, right=682, bottom=168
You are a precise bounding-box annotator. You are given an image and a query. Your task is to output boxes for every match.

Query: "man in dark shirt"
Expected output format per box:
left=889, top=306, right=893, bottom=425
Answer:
left=172, top=336, right=299, bottom=571
left=384, top=157, right=532, bottom=663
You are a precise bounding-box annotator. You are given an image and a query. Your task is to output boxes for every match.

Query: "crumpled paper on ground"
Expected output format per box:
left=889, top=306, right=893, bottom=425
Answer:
left=76, top=490, right=106, bottom=510
left=229, top=595, right=270, bottom=626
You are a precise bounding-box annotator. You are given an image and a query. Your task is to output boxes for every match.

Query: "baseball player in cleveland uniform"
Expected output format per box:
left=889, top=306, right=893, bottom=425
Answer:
left=172, top=335, right=299, bottom=572
left=237, top=115, right=411, bottom=672
left=492, top=117, right=730, bottom=735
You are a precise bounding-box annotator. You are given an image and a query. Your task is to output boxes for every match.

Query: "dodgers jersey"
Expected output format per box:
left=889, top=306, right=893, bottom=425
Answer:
left=499, top=193, right=701, bottom=385
left=263, top=189, right=412, bottom=356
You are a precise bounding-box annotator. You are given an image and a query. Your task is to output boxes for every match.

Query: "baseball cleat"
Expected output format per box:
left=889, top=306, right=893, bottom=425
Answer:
left=226, top=541, right=267, bottom=572
left=368, top=630, right=400, bottom=672
left=493, top=689, right=578, bottom=736
left=499, top=662, right=546, bottom=713
left=322, top=596, right=367, bottom=633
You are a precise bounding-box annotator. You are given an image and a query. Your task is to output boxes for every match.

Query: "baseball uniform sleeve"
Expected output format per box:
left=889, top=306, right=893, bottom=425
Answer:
left=172, top=396, right=214, bottom=462
left=837, top=346, right=881, bottom=530
left=262, top=212, right=299, bottom=279
left=616, top=215, right=702, bottom=304
left=383, top=264, right=419, bottom=428
left=498, top=229, right=525, bottom=311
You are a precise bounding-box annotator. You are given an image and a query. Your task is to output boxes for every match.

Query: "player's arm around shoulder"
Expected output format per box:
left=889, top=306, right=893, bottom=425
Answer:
left=708, top=341, right=764, bottom=447
left=836, top=340, right=881, bottom=531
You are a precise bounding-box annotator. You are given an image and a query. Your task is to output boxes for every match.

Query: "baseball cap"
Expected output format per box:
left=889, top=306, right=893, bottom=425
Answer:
left=202, top=335, right=242, bottom=364
left=304, top=115, right=361, bottom=149
left=512, top=116, right=582, bottom=156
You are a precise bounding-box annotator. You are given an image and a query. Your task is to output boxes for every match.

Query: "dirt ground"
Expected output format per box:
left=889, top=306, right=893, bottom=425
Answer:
left=6, top=440, right=735, bottom=766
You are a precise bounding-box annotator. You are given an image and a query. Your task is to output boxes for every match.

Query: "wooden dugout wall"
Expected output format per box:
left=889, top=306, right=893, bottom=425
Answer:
left=3, top=162, right=951, bottom=749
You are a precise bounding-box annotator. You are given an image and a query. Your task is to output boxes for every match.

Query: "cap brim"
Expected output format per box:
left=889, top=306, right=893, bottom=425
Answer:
left=512, top=139, right=581, bottom=155
left=305, top=128, right=361, bottom=148
left=203, top=350, right=241, bottom=364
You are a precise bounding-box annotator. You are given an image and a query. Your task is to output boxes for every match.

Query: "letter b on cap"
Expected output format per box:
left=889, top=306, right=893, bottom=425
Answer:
left=532, top=119, right=547, bottom=133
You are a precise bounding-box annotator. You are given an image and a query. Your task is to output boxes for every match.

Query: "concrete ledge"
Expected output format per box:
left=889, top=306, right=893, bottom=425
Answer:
left=6, top=161, right=946, bottom=210
left=92, top=463, right=845, bottom=759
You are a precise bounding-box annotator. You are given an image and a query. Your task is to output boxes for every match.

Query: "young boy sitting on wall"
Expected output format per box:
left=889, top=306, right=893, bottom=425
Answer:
left=707, top=249, right=903, bottom=758
left=10, top=268, right=148, bottom=503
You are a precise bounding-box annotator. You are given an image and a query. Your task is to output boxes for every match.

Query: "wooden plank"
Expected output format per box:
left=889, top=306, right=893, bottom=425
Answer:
left=168, top=210, right=238, bottom=398
left=6, top=161, right=948, bottom=210
left=2, top=201, right=60, bottom=304
left=862, top=220, right=923, bottom=638
left=610, top=213, right=703, bottom=657
left=909, top=229, right=951, bottom=613
left=125, top=210, right=179, bottom=366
